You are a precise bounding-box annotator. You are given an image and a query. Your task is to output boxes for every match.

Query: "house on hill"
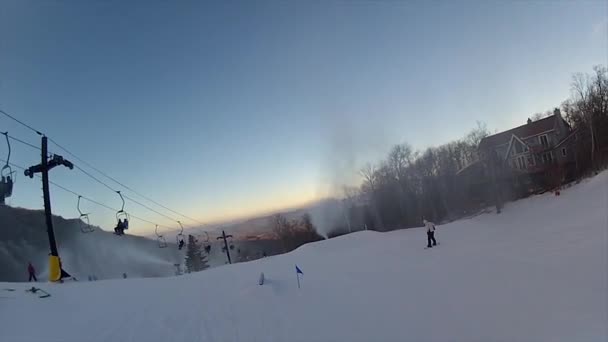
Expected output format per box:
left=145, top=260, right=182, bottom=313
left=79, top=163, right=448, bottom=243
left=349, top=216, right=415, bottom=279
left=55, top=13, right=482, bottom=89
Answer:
left=457, top=109, right=577, bottom=211
left=478, top=109, right=575, bottom=177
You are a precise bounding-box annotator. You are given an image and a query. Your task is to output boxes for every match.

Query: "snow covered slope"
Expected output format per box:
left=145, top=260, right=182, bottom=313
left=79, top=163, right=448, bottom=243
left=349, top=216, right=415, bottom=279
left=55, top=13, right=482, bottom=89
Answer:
left=1, top=172, right=606, bottom=342
left=0, top=206, right=182, bottom=281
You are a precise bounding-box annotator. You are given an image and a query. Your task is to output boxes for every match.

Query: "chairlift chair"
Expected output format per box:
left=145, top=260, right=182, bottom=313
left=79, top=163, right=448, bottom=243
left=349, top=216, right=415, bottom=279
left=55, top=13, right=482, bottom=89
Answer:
left=1, top=132, right=15, bottom=198
left=202, top=231, right=211, bottom=254
left=176, top=221, right=185, bottom=250
left=114, top=191, right=130, bottom=236
left=155, top=225, right=167, bottom=248
left=77, top=196, right=94, bottom=233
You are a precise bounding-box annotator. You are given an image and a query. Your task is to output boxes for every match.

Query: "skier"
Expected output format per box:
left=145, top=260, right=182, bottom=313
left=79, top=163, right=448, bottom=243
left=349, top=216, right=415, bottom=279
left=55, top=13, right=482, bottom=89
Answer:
left=27, top=262, right=37, bottom=282
left=178, top=238, right=184, bottom=250
left=424, top=219, right=437, bottom=248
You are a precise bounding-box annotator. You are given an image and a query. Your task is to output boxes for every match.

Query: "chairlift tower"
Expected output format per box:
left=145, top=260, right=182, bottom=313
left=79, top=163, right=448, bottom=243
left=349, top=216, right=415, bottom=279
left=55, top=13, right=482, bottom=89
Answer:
left=25, top=136, right=74, bottom=282
left=217, top=230, right=233, bottom=264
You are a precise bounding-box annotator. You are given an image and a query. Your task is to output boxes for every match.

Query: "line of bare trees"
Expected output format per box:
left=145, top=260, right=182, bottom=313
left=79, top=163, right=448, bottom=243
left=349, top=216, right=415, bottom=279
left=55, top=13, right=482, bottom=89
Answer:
left=562, top=65, right=608, bottom=173
left=354, top=122, right=490, bottom=231
left=335, top=65, right=607, bottom=234
left=273, top=213, right=324, bottom=253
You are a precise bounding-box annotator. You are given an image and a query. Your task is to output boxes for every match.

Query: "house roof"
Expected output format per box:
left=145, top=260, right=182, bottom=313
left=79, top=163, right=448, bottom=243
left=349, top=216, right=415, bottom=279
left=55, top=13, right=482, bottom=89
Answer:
left=456, top=159, right=482, bottom=176
left=479, top=115, right=557, bottom=150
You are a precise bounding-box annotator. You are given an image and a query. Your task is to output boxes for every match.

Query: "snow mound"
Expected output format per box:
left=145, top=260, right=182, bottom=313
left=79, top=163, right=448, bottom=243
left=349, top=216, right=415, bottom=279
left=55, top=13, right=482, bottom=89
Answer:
left=0, top=172, right=606, bottom=341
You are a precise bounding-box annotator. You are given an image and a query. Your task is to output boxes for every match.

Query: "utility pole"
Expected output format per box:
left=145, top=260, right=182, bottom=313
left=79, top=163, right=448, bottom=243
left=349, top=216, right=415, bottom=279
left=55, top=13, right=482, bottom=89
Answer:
left=25, top=136, right=74, bottom=282
left=217, top=230, right=233, bottom=264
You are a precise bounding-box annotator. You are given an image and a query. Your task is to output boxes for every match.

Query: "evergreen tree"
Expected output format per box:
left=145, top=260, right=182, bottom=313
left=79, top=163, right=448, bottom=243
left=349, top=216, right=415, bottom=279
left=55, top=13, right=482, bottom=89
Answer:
left=184, top=234, right=209, bottom=273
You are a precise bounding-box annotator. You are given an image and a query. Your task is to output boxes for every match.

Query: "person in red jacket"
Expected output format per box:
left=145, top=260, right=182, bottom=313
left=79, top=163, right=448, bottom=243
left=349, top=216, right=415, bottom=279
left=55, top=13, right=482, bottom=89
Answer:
left=27, top=262, right=37, bottom=282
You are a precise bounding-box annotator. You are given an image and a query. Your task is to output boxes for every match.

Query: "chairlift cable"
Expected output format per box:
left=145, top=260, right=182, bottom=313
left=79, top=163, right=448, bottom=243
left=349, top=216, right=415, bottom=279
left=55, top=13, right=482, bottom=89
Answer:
left=0, top=158, right=173, bottom=230
left=0, top=109, right=43, bottom=136
left=1, top=108, right=204, bottom=226
left=48, top=136, right=205, bottom=226
left=0, top=111, right=204, bottom=230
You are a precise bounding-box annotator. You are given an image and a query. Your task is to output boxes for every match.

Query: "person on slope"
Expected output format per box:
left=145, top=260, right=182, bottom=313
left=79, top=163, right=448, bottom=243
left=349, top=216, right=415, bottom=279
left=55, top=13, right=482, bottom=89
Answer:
left=424, top=219, right=437, bottom=248
left=27, top=262, right=37, bottom=282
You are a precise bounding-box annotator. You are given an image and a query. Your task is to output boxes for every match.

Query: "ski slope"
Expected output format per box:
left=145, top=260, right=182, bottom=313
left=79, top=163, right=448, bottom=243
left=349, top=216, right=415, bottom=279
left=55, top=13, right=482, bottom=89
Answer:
left=0, top=206, right=183, bottom=281
left=1, top=172, right=607, bottom=342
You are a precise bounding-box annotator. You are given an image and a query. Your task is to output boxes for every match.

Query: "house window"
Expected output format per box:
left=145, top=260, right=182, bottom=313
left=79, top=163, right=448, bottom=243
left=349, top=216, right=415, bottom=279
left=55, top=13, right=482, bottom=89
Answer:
left=561, top=148, right=567, bottom=157
left=539, top=135, right=549, bottom=148
left=514, top=141, right=522, bottom=154
left=527, top=155, right=535, bottom=166
left=517, top=156, right=526, bottom=170
left=542, top=152, right=553, bottom=164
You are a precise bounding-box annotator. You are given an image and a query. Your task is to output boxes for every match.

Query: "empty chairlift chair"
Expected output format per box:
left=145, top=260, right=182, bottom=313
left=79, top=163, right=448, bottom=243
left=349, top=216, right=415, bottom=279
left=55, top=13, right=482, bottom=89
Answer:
left=77, top=196, right=94, bottom=233
left=155, top=225, right=167, bottom=248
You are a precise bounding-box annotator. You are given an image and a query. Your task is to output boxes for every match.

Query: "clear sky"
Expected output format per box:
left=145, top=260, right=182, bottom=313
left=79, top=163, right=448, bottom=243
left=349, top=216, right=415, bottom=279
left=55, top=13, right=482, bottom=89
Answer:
left=0, top=0, right=606, bottom=235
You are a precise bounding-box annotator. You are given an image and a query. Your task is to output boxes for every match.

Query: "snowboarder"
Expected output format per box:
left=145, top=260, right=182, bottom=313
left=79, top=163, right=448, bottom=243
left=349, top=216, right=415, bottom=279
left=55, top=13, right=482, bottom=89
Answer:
left=27, top=262, right=37, bottom=282
left=424, top=219, right=437, bottom=248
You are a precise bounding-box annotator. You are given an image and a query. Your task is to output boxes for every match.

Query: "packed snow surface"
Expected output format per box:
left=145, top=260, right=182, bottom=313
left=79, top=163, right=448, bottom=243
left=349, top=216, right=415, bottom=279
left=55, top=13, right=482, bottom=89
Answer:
left=1, top=172, right=606, bottom=342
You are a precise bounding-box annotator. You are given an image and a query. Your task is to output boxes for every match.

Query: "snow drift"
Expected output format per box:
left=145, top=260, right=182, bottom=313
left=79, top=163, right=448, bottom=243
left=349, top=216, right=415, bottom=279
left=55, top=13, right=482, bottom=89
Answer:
left=0, top=172, right=606, bottom=341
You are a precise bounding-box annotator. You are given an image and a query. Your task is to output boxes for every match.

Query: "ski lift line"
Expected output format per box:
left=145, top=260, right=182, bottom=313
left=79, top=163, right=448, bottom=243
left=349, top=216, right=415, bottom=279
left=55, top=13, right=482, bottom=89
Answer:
left=71, top=158, right=195, bottom=228
left=51, top=182, right=172, bottom=229
left=0, top=158, right=117, bottom=213
left=1, top=110, right=204, bottom=228
left=0, top=158, right=175, bottom=231
left=73, top=164, right=116, bottom=192
left=4, top=133, right=44, bottom=152
left=122, top=193, right=180, bottom=224
left=0, top=109, right=43, bottom=136
left=72, top=162, right=186, bottom=227
left=47, top=136, right=205, bottom=226
left=0, top=131, right=60, bottom=162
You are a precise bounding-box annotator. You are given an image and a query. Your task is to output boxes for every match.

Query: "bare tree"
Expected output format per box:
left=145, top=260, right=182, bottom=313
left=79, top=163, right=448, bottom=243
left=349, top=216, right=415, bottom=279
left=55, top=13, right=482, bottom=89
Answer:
left=273, top=214, right=323, bottom=253
left=359, top=163, right=378, bottom=192
left=571, top=72, right=596, bottom=165
left=359, top=163, right=384, bottom=229
left=568, top=65, right=608, bottom=170
left=531, top=110, right=553, bottom=122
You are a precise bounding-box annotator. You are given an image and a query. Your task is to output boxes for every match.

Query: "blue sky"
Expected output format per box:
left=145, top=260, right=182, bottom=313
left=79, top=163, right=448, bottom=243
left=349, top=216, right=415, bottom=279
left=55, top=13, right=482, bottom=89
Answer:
left=0, top=0, right=606, bottom=235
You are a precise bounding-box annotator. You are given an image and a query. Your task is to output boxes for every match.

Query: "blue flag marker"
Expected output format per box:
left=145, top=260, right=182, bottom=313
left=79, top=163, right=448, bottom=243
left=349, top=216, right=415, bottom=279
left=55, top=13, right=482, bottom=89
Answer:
left=295, top=265, right=303, bottom=288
